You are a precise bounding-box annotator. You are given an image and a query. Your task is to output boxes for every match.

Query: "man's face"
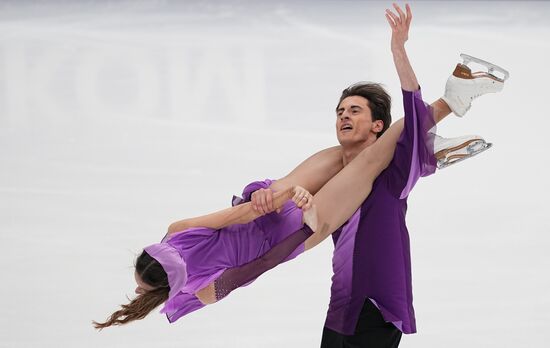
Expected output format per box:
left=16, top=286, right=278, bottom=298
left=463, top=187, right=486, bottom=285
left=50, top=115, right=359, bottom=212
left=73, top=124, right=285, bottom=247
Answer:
left=336, top=95, right=383, bottom=146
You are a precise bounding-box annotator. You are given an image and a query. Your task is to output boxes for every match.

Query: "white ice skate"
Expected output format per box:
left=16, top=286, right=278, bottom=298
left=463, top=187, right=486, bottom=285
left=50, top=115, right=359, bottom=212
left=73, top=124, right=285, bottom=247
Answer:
left=442, top=54, right=510, bottom=117
left=433, top=134, right=492, bottom=169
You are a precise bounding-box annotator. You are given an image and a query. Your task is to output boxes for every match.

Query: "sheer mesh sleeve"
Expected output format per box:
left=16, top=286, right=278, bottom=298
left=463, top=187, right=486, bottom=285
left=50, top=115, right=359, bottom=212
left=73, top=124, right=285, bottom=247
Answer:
left=214, top=224, right=313, bottom=300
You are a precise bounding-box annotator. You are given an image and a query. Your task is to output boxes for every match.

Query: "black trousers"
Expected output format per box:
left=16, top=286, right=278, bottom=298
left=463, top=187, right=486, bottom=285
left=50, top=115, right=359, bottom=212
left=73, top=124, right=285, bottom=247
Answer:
left=320, top=299, right=402, bottom=348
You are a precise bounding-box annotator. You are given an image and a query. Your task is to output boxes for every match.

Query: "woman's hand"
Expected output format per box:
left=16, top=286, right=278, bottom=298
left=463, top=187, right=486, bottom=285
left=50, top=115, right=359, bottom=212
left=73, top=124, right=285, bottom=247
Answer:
left=291, top=186, right=317, bottom=231
left=251, top=188, right=278, bottom=215
left=385, top=3, right=412, bottom=51
left=291, top=186, right=313, bottom=210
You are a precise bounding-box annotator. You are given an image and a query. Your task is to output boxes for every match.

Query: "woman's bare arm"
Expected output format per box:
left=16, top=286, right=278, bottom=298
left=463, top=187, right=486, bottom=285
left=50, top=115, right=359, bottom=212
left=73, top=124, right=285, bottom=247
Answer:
left=167, top=187, right=293, bottom=235
left=166, top=186, right=305, bottom=236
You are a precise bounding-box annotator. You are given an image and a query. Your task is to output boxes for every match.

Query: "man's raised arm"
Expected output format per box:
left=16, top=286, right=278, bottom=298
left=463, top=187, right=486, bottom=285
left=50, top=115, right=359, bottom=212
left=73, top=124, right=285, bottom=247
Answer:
left=386, top=3, right=419, bottom=92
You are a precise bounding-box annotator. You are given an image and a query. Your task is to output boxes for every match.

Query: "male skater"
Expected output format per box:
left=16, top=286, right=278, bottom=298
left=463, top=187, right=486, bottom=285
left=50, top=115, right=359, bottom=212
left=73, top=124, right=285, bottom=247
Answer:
left=248, top=3, right=508, bottom=347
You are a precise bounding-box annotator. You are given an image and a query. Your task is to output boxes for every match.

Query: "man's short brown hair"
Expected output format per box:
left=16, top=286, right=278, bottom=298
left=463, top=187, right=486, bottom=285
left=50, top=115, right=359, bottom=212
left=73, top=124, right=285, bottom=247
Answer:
left=337, top=82, right=392, bottom=138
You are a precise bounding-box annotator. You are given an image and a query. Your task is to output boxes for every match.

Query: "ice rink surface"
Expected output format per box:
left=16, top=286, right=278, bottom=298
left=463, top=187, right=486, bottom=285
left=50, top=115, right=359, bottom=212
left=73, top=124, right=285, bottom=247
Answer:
left=1, top=0, right=549, bottom=347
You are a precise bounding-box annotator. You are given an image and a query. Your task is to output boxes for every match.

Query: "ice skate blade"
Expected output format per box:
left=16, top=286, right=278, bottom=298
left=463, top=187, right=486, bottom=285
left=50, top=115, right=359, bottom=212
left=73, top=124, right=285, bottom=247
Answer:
left=437, top=141, right=493, bottom=169
left=460, top=53, right=510, bottom=81
left=435, top=138, right=484, bottom=159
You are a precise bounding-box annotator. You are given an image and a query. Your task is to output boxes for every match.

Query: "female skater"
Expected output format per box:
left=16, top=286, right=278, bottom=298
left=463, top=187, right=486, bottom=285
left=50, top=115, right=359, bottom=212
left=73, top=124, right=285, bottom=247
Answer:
left=93, top=3, right=505, bottom=329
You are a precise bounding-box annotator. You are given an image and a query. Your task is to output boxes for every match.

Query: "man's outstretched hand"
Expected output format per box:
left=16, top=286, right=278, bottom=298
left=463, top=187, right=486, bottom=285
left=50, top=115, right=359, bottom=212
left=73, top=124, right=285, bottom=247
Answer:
left=385, top=3, right=419, bottom=91
left=385, top=3, right=412, bottom=52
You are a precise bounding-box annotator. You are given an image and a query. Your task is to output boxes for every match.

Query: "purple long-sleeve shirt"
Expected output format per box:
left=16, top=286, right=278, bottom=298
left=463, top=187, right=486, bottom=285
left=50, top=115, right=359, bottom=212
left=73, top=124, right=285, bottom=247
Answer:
left=324, top=88, right=437, bottom=335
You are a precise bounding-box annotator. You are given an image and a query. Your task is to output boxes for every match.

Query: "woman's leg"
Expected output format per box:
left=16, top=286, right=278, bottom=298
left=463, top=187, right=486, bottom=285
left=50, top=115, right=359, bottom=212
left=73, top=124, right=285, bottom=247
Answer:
left=432, top=98, right=452, bottom=123
left=269, top=146, right=344, bottom=195
left=304, top=119, right=405, bottom=250
left=271, top=100, right=450, bottom=195
left=271, top=100, right=451, bottom=198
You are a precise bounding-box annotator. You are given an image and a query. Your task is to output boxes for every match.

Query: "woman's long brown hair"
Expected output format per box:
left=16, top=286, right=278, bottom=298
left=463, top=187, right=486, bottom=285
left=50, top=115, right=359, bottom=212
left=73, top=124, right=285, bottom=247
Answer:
left=93, top=251, right=169, bottom=329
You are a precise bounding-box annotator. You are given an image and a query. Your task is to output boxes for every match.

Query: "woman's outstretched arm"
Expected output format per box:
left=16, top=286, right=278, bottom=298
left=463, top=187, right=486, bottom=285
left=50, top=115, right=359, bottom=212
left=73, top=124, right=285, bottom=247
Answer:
left=166, top=186, right=312, bottom=236
left=167, top=188, right=293, bottom=235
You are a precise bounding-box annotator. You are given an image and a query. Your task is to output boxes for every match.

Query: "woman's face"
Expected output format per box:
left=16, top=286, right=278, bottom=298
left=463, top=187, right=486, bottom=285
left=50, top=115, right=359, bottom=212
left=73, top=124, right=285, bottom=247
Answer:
left=134, top=271, right=157, bottom=294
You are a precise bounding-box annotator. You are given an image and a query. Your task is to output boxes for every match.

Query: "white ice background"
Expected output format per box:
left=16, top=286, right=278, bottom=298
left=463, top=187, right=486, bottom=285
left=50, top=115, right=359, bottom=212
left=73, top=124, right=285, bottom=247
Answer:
left=1, top=0, right=549, bottom=347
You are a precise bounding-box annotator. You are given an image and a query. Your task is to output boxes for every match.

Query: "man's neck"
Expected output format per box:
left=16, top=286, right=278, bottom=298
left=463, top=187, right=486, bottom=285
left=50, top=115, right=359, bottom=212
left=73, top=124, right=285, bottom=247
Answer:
left=342, top=137, right=377, bottom=166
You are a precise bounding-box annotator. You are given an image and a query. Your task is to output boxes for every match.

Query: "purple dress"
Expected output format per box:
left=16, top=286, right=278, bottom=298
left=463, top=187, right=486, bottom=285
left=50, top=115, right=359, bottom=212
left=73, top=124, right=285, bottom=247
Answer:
left=160, top=179, right=305, bottom=323
left=324, top=89, right=437, bottom=335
